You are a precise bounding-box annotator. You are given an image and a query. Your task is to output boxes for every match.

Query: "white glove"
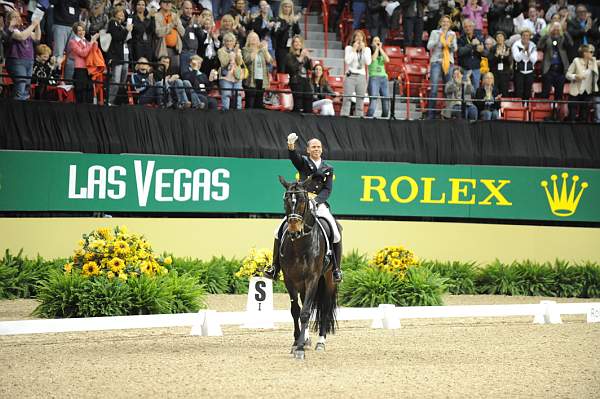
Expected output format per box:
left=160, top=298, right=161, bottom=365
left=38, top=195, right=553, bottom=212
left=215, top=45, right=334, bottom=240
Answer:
left=287, top=133, right=298, bottom=145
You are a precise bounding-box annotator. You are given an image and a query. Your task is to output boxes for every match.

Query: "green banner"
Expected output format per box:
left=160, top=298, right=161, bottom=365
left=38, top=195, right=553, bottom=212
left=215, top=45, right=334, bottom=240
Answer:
left=0, top=151, right=599, bottom=222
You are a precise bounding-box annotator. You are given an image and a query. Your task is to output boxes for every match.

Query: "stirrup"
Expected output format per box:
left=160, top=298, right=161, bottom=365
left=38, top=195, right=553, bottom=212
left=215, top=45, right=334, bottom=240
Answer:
left=263, top=265, right=278, bottom=280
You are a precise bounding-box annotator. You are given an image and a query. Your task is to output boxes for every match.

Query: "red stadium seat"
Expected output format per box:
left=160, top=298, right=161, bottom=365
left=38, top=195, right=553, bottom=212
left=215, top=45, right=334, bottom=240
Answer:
left=402, top=64, right=428, bottom=97
left=385, top=59, right=404, bottom=80
left=501, top=99, right=527, bottom=121
left=383, top=45, right=403, bottom=61
left=529, top=101, right=553, bottom=121
left=404, top=47, right=429, bottom=68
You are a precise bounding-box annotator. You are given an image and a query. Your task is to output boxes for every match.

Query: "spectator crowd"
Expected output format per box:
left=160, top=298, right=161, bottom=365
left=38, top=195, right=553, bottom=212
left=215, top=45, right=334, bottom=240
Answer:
left=0, top=0, right=598, bottom=122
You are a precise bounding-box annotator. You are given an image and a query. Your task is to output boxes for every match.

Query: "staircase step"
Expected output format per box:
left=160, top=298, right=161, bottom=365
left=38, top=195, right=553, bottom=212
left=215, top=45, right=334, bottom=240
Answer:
left=306, top=31, right=337, bottom=40
left=307, top=48, right=345, bottom=58
left=305, top=14, right=324, bottom=24
left=305, top=23, right=326, bottom=32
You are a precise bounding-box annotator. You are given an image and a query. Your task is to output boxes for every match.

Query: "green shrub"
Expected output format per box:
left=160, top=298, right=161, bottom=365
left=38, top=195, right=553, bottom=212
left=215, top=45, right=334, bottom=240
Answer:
left=171, top=256, right=231, bottom=294
left=341, top=249, right=369, bottom=272
left=514, top=260, right=556, bottom=297
left=552, top=260, right=584, bottom=298
left=476, top=260, right=525, bottom=296
left=0, top=249, right=64, bottom=299
left=580, top=261, right=600, bottom=298
left=422, top=260, right=478, bottom=295
left=399, top=267, right=447, bottom=306
left=34, top=270, right=205, bottom=318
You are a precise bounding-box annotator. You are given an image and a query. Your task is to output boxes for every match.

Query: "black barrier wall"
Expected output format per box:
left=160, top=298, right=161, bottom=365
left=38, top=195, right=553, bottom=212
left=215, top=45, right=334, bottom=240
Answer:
left=1, top=99, right=599, bottom=168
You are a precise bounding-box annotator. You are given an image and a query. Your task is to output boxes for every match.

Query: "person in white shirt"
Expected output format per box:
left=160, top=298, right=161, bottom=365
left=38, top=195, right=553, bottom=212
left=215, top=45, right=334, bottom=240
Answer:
left=514, top=6, right=546, bottom=42
left=341, top=30, right=372, bottom=117
left=511, top=28, right=537, bottom=100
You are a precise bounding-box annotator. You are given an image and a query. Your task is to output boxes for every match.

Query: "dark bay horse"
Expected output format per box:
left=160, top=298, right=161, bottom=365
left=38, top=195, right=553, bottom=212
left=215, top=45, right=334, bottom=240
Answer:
left=278, top=176, right=338, bottom=360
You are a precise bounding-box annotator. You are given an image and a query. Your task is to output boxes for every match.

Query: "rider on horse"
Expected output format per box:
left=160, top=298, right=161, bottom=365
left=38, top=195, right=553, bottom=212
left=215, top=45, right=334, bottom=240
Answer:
left=264, top=133, right=343, bottom=283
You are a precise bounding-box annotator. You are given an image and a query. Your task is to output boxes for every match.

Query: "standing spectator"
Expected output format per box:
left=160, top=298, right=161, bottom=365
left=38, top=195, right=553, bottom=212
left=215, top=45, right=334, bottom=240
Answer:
left=242, top=31, right=272, bottom=108
left=424, top=0, right=451, bottom=34
left=489, top=30, right=512, bottom=97
left=568, top=4, right=593, bottom=57
left=545, top=0, right=575, bottom=23
left=273, top=0, right=300, bottom=73
left=488, top=0, right=525, bottom=38
left=443, top=67, right=478, bottom=120
left=68, top=22, right=100, bottom=103
left=474, top=72, right=501, bottom=120
left=515, top=6, right=546, bottom=43
left=538, top=21, right=572, bottom=119
left=212, top=0, right=233, bottom=20
left=479, top=36, right=496, bottom=74
left=512, top=27, right=537, bottom=100
left=106, top=8, right=132, bottom=105
left=250, top=0, right=274, bottom=41
left=285, top=34, right=313, bottom=112
left=311, top=63, right=336, bottom=115
left=401, top=0, right=428, bottom=47
left=4, top=10, right=41, bottom=100
left=130, top=0, right=155, bottom=64
left=427, top=14, right=457, bottom=119
left=228, top=0, right=250, bottom=45
left=341, top=30, right=371, bottom=117
left=51, top=0, right=89, bottom=81
left=352, top=0, right=367, bottom=30
left=457, top=19, right=486, bottom=90
left=198, top=9, right=221, bottom=76
left=566, top=44, right=598, bottom=122
left=219, top=14, right=246, bottom=45
left=182, top=54, right=219, bottom=109
left=462, top=0, right=489, bottom=37
left=366, top=0, right=388, bottom=44
left=217, top=32, right=244, bottom=110
left=86, top=0, right=110, bottom=36
left=179, top=0, right=203, bottom=74
left=448, top=0, right=464, bottom=33
left=367, top=36, right=389, bottom=118
left=154, top=0, right=185, bottom=74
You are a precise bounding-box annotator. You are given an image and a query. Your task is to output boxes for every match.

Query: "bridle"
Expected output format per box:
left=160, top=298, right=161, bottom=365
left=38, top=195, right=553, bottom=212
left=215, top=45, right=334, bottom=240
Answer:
left=284, top=187, right=314, bottom=239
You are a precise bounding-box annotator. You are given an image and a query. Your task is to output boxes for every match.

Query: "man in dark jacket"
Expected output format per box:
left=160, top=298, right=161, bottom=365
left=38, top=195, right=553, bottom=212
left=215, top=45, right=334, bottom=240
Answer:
left=538, top=21, right=572, bottom=118
left=400, top=0, right=428, bottom=47
left=367, top=0, right=388, bottom=44
left=51, top=0, right=89, bottom=79
left=567, top=4, right=593, bottom=59
left=182, top=54, right=218, bottom=109
left=264, top=134, right=343, bottom=283
left=457, top=18, right=487, bottom=90
left=488, top=0, right=524, bottom=38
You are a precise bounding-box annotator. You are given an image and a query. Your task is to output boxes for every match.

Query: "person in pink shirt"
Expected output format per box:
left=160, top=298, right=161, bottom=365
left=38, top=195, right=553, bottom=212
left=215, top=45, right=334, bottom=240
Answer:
left=462, top=0, right=489, bottom=37
left=67, top=22, right=100, bottom=103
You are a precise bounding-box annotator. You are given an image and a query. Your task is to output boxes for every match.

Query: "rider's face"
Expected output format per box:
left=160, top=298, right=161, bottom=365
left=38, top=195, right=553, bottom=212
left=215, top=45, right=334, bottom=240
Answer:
left=307, top=140, right=322, bottom=161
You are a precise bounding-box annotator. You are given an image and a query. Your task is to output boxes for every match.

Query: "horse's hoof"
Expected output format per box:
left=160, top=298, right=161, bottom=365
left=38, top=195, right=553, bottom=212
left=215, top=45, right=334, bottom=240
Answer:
left=304, top=338, right=312, bottom=348
left=315, top=342, right=325, bottom=352
left=294, top=349, right=305, bottom=360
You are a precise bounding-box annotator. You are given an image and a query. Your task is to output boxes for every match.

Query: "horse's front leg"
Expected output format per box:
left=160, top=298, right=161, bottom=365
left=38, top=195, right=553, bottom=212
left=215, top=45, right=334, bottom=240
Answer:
left=294, top=278, right=319, bottom=360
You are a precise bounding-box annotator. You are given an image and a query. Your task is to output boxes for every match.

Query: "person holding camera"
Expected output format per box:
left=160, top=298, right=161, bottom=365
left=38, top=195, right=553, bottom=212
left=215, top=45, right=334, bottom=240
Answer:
left=457, top=18, right=486, bottom=90
left=538, top=21, right=572, bottom=119
left=367, top=36, right=390, bottom=118
left=341, top=30, right=371, bottom=117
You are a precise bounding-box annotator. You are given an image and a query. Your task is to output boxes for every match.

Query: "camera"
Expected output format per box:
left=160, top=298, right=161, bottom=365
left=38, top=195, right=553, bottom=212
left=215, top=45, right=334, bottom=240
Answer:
left=552, top=40, right=558, bottom=46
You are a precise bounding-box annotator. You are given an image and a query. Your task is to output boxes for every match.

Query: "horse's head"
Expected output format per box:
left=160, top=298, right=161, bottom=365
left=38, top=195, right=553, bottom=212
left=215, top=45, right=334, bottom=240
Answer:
left=279, top=175, right=313, bottom=235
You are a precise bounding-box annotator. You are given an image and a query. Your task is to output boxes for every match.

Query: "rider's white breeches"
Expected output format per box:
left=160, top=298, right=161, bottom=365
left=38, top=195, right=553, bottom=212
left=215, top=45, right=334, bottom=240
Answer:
left=273, top=203, right=341, bottom=243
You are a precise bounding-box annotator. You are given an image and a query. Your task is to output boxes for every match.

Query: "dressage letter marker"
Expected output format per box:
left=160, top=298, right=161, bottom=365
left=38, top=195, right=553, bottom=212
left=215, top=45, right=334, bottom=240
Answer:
left=587, top=306, right=600, bottom=323
left=242, top=277, right=275, bottom=329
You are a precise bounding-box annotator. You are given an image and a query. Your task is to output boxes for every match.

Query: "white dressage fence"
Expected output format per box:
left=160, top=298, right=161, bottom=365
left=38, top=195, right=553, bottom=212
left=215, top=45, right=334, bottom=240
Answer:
left=0, top=301, right=598, bottom=337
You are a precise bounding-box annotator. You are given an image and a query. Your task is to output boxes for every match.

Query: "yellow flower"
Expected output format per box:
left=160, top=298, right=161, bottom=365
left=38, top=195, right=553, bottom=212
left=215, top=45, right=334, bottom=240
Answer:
left=82, top=261, right=100, bottom=277
left=163, top=256, right=172, bottom=265
left=140, top=261, right=153, bottom=276
left=84, top=252, right=96, bottom=261
left=118, top=225, right=128, bottom=234
left=96, top=227, right=113, bottom=240
left=64, top=263, right=73, bottom=274
left=114, top=240, right=130, bottom=255
left=78, top=239, right=85, bottom=247
left=107, top=271, right=115, bottom=279
left=118, top=272, right=128, bottom=281
left=108, top=257, right=125, bottom=273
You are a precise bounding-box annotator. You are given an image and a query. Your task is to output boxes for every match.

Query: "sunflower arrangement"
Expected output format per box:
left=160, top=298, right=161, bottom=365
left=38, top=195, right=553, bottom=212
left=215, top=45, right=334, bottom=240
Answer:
left=236, top=248, right=281, bottom=280
left=370, top=245, right=419, bottom=278
left=64, top=226, right=172, bottom=280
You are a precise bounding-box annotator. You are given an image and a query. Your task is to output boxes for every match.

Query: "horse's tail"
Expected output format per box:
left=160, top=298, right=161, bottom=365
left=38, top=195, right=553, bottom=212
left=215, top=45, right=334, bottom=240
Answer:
left=311, top=275, right=337, bottom=334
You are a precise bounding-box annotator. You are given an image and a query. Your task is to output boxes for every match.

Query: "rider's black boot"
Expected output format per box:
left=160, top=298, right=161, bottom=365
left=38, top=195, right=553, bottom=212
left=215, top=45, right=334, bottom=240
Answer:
left=332, top=242, right=343, bottom=283
left=263, top=238, right=281, bottom=280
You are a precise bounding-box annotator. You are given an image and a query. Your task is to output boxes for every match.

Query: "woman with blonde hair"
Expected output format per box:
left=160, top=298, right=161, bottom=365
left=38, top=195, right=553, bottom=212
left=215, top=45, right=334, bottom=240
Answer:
left=285, top=34, right=312, bottom=112
left=217, top=32, right=244, bottom=110
left=566, top=44, right=599, bottom=122
left=474, top=72, right=501, bottom=120
left=273, top=0, right=300, bottom=72
left=341, top=30, right=371, bottom=117
left=242, top=31, right=272, bottom=108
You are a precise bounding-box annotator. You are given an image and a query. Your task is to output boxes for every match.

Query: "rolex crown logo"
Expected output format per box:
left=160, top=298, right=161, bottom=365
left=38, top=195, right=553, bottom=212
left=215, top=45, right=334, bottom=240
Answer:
left=540, top=173, right=588, bottom=217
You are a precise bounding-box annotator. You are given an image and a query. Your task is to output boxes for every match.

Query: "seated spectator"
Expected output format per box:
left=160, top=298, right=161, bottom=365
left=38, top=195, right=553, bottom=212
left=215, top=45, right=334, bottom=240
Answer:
left=182, top=55, right=219, bottom=109
left=489, top=30, right=512, bottom=97
left=130, top=0, right=156, bottom=64
left=132, top=57, right=164, bottom=106
left=68, top=22, right=100, bottom=103
left=367, top=36, right=389, bottom=118
left=155, top=0, right=185, bottom=74
left=285, top=34, right=313, bottom=113
left=310, top=63, right=336, bottom=116
left=514, top=6, right=546, bottom=43
left=366, top=0, right=388, bottom=44
left=443, top=67, right=478, bottom=121
left=4, top=10, right=41, bottom=101
left=488, top=0, right=524, bottom=38
left=511, top=27, right=537, bottom=100
left=273, top=0, right=300, bottom=73
left=474, top=72, right=501, bottom=120
left=462, top=0, right=489, bottom=37
left=342, top=30, right=371, bottom=117
left=545, top=0, right=575, bottom=23
left=538, top=21, right=572, bottom=120
left=427, top=15, right=458, bottom=119
left=180, top=0, right=203, bottom=74
left=242, top=31, right=272, bottom=108
left=566, top=44, right=598, bottom=122
left=154, top=55, right=196, bottom=108
left=401, top=0, right=428, bottom=47
left=458, top=19, right=486, bottom=90
left=198, top=9, right=221, bottom=77
left=32, top=44, right=59, bottom=100
left=217, top=32, right=244, bottom=110
left=106, top=8, right=132, bottom=105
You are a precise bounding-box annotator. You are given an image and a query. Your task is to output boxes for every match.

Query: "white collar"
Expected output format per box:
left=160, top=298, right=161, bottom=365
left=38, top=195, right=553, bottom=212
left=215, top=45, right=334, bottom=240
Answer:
left=311, top=158, right=322, bottom=168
